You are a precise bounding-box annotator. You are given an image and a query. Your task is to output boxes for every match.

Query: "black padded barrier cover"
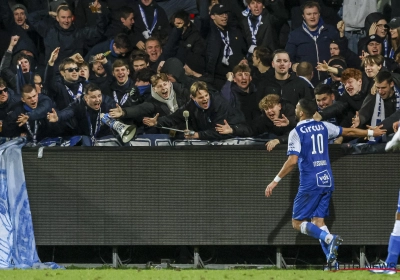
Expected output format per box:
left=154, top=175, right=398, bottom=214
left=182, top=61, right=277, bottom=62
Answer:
left=21, top=145, right=398, bottom=246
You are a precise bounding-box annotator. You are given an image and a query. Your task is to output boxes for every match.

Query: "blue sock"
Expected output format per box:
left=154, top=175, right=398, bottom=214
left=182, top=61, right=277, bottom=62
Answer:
left=319, top=226, right=330, bottom=258
left=386, top=235, right=400, bottom=268
left=304, top=222, right=327, bottom=240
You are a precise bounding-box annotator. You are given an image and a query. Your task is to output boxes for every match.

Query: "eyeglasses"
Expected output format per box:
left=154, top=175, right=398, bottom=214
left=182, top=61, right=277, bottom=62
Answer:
left=0, top=88, right=8, bottom=94
left=64, top=67, right=79, bottom=73
left=34, top=82, right=43, bottom=87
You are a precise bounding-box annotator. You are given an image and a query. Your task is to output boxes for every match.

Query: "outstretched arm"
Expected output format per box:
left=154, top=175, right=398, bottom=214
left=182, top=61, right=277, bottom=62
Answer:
left=342, top=125, right=386, bottom=138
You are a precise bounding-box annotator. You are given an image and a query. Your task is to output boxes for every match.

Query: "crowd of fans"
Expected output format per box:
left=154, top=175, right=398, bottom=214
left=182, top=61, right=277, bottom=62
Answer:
left=0, top=0, right=399, bottom=148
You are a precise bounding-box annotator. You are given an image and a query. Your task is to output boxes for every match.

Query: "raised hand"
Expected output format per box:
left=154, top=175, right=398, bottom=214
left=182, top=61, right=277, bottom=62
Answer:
left=8, top=35, right=20, bottom=49
left=49, top=47, right=60, bottom=66
left=70, top=53, right=84, bottom=64
left=337, top=20, right=345, bottom=37
left=369, top=22, right=377, bottom=36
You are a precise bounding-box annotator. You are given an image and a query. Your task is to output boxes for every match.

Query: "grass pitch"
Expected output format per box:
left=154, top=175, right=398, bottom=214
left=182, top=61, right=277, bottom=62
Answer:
left=0, top=269, right=397, bottom=280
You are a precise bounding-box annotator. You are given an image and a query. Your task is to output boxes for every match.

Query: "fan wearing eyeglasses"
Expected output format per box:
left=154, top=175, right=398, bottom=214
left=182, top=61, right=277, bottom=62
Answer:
left=46, top=47, right=87, bottom=110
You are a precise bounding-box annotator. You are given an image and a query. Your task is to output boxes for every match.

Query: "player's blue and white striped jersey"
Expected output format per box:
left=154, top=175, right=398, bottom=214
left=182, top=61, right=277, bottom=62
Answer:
left=287, top=119, right=342, bottom=192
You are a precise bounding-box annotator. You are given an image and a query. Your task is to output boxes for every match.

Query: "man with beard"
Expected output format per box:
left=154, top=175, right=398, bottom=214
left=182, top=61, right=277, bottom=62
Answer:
left=132, top=0, right=170, bottom=50
left=143, top=81, right=245, bottom=140
left=46, top=47, right=87, bottom=110
left=265, top=98, right=386, bottom=268
left=109, top=73, right=189, bottom=135
left=352, top=71, right=400, bottom=137
left=47, top=83, right=117, bottom=146
left=3, top=84, right=55, bottom=144
left=88, top=53, right=113, bottom=96
left=258, top=49, right=313, bottom=106
left=314, top=84, right=343, bottom=144
left=221, top=64, right=259, bottom=123
left=215, top=93, right=296, bottom=151
left=110, top=59, right=146, bottom=108
left=28, top=2, right=107, bottom=65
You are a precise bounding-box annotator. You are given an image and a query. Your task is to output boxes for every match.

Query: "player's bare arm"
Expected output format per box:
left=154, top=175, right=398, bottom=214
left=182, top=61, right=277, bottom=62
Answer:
left=265, top=155, right=298, bottom=197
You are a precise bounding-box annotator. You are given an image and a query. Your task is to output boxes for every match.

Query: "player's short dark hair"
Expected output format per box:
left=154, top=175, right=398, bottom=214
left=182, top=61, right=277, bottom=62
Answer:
left=374, top=71, right=393, bottom=84
left=117, top=6, right=134, bottom=19
left=254, top=46, right=272, bottom=67
left=114, top=33, right=132, bottom=50
left=171, top=10, right=190, bottom=26
left=134, top=68, right=155, bottom=83
left=84, top=83, right=101, bottom=95
left=314, top=84, right=335, bottom=96
left=301, top=1, right=320, bottom=13
left=298, top=98, right=317, bottom=118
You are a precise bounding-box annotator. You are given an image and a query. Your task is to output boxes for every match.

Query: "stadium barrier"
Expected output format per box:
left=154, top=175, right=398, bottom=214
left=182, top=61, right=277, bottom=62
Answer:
left=22, top=144, right=397, bottom=249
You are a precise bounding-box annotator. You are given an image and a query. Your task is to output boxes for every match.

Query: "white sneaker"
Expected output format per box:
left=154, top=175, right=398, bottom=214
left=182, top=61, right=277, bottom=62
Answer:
left=370, top=262, right=396, bottom=274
